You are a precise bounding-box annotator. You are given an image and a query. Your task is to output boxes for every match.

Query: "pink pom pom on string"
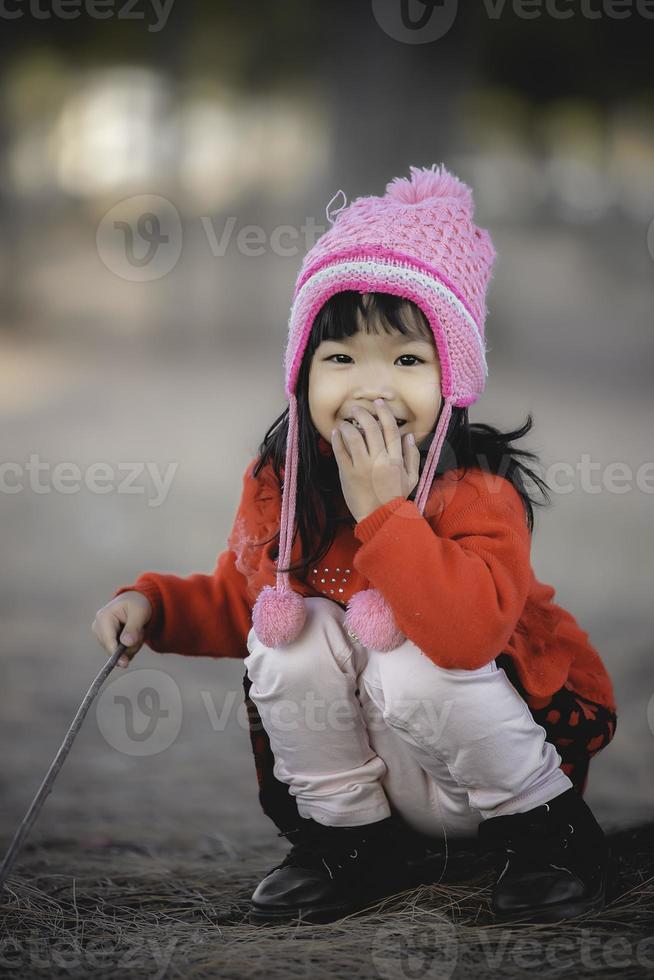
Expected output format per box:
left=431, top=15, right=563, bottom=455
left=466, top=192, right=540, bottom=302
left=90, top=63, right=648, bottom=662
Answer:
left=251, top=584, right=307, bottom=648
left=343, top=588, right=406, bottom=652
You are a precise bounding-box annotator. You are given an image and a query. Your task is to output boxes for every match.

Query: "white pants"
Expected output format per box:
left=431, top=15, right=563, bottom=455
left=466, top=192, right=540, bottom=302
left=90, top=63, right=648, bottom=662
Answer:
left=244, top=596, right=572, bottom=841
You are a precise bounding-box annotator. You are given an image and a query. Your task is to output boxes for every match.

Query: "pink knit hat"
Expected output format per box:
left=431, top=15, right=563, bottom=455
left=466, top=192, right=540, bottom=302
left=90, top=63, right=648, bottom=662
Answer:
left=251, top=163, right=497, bottom=652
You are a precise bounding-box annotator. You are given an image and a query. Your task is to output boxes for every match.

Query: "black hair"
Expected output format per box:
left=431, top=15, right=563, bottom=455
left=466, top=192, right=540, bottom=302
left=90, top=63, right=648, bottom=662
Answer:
left=252, top=291, right=552, bottom=578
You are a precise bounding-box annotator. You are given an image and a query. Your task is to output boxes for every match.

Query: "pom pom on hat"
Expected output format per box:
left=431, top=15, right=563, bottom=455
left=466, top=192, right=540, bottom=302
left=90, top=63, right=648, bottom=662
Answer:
left=385, top=163, right=473, bottom=208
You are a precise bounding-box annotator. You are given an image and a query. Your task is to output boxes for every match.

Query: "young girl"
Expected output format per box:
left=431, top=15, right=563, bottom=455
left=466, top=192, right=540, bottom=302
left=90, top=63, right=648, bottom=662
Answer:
left=94, top=164, right=617, bottom=927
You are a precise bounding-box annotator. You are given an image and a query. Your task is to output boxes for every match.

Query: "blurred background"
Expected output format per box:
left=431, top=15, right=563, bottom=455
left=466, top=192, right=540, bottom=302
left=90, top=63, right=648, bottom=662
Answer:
left=1, top=0, right=653, bottom=855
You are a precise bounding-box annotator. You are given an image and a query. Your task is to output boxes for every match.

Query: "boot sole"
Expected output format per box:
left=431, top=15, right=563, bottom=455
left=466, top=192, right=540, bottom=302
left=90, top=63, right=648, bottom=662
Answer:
left=249, top=870, right=417, bottom=926
left=249, top=897, right=361, bottom=926
left=492, top=864, right=608, bottom=923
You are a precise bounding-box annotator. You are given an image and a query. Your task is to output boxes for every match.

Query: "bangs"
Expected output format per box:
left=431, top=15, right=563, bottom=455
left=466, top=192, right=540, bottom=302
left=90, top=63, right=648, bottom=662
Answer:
left=308, top=291, right=433, bottom=356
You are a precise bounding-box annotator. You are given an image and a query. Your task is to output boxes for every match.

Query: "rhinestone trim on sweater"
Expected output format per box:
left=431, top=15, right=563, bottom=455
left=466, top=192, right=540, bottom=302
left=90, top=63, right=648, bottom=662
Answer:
left=309, top=566, right=351, bottom=597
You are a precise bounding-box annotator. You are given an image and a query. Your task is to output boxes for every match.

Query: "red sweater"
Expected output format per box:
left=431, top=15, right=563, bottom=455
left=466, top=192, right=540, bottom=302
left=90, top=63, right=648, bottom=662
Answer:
left=113, top=444, right=616, bottom=714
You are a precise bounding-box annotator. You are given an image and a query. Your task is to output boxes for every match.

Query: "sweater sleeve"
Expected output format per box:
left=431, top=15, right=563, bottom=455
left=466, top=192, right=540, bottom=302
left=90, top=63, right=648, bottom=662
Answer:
left=111, top=460, right=262, bottom=659
left=352, top=482, right=533, bottom=671
left=112, top=548, right=252, bottom=659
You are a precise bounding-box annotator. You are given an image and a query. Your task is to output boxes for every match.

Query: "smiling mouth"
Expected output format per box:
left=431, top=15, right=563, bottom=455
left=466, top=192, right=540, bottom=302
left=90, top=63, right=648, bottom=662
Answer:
left=345, top=417, right=407, bottom=428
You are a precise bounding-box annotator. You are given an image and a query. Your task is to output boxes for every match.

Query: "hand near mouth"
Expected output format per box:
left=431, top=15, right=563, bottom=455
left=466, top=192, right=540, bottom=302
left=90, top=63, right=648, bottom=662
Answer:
left=331, top=400, right=420, bottom=523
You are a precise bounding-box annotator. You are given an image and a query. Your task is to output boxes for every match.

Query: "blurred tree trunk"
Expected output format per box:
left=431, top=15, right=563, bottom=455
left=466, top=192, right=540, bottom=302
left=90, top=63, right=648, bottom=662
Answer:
left=319, top=0, right=478, bottom=192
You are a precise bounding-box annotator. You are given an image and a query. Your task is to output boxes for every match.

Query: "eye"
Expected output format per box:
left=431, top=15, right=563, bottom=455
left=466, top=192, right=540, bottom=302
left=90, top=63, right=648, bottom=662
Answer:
left=324, top=354, right=424, bottom=366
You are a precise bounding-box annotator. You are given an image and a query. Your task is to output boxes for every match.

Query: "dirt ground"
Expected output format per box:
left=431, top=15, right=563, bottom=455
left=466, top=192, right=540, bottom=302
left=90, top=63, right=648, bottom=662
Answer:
left=1, top=331, right=653, bottom=978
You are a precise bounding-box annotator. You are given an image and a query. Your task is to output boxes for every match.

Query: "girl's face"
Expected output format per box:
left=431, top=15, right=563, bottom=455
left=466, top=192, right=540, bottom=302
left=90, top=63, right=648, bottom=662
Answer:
left=308, top=302, right=442, bottom=452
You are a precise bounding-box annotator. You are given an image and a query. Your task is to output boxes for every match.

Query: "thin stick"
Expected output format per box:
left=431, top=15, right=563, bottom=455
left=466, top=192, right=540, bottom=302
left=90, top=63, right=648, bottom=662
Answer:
left=0, top=643, right=127, bottom=891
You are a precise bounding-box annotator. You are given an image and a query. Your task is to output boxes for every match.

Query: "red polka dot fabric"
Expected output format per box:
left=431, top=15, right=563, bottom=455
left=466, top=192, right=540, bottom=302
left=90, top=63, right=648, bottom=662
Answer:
left=495, top=653, right=617, bottom=796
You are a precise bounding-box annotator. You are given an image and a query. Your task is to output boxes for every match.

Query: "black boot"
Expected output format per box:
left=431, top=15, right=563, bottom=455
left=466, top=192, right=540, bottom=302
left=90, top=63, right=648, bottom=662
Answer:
left=249, top=813, right=419, bottom=925
left=477, top=787, right=609, bottom=922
